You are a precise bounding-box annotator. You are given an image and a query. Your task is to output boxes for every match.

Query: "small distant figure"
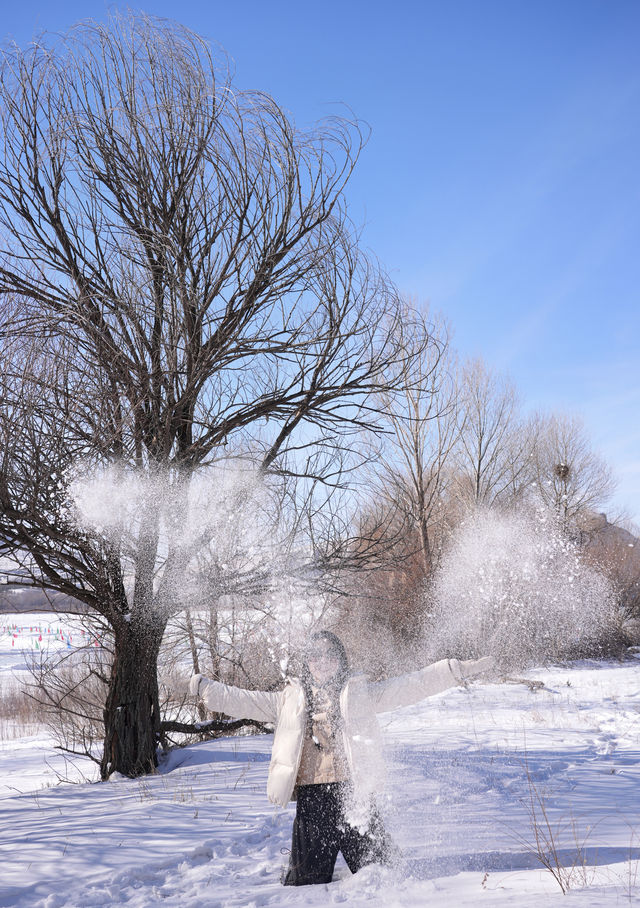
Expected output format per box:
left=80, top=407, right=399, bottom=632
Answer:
left=185, top=631, right=494, bottom=886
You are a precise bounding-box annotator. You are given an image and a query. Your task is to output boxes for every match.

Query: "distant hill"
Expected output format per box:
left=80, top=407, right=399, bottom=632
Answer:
left=0, top=586, right=89, bottom=614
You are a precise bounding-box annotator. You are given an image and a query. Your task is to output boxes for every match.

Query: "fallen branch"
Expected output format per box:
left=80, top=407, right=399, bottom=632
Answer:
left=502, top=676, right=545, bottom=691
left=161, top=718, right=271, bottom=736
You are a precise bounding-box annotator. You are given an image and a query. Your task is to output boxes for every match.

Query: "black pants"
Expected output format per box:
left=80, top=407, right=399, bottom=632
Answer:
left=283, top=782, right=390, bottom=886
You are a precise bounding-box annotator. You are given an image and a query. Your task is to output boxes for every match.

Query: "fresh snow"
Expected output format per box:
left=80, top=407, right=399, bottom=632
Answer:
left=1, top=614, right=640, bottom=906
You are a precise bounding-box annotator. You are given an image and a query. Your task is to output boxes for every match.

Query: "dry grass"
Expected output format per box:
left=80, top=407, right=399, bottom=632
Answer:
left=513, top=748, right=597, bottom=893
left=0, top=682, right=46, bottom=740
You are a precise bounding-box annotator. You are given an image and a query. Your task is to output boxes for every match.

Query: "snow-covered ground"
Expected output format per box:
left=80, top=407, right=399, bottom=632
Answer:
left=1, top=614, right=640, bottom=907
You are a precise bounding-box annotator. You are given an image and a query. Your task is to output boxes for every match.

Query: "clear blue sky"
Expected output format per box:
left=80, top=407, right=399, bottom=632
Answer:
left=3, top=0, right=640, bottom=523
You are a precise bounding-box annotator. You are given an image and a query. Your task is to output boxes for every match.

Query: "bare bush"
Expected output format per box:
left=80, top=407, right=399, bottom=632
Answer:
left=513, top=750, right=597, bottom=894
left=0, top=682, right=43, bottom=739
left=25, top=620, right=112, bottom=766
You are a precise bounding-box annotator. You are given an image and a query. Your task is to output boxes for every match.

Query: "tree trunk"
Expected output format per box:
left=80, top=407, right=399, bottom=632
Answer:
left=419, top=512, right=433, bottom=576
left=184, top=608, right=201, bottom=673
left=100, top=619, right=164, bottom=779
left=184, top=608, right=207, bottom=722
left=207, top=606, right=221, bottom=680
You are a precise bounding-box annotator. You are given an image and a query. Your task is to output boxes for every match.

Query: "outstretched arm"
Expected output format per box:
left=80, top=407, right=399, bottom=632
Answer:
left=189, top=674, right=280, bottom=724
left=369, top=656, right=496, bottom=714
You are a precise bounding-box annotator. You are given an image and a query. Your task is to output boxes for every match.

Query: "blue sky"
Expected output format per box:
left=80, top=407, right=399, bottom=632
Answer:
left=3, top=0, right=639, bottom=523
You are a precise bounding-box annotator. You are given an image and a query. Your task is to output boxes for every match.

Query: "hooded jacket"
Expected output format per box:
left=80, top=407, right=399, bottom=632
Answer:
left=195, top=657, right=478, bottom=808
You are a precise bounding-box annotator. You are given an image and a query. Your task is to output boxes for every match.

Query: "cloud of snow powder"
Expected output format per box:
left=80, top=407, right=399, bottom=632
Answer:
left=426, top=507, right=616, bottom=669
left=65, top=460, right=330, bottom=662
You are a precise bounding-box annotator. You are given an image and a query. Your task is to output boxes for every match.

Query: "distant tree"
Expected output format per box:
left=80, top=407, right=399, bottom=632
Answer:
left=451, top=358, right=534, bottom=508
left=0, top=14, right=415, bottom=778
left=324, top=306, right=459, bottom=671
left=373, top=305, right=458, bottom=575
left=532, top=413, right=615, bottom=533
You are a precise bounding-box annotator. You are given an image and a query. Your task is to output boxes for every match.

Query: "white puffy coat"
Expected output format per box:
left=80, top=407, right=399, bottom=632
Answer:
left=197, top=658, right=470, bottom=809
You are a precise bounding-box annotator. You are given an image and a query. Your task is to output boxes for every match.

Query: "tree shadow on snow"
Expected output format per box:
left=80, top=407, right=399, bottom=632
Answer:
left=406, top=846, right=640, bottom=879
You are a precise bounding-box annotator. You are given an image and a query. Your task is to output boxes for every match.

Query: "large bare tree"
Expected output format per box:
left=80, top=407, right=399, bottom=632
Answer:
left=0, top=14, right=415, bottom=778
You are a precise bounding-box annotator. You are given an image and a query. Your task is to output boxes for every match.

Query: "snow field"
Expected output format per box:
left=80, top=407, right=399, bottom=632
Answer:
left=0, top=613, right=103, bottom=691
left=1, top=614, right=640, bottom=906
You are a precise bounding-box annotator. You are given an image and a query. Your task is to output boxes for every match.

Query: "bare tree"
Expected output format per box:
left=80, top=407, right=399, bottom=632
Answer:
left=312, top=306, right=458, bottom=672
left=452, top=358, right=535, bottom=509
left=532, top=413, right=616, bottom=532
left=372, top=305, right=458, bottom=575
left=0, top=15, right=415, bottom=778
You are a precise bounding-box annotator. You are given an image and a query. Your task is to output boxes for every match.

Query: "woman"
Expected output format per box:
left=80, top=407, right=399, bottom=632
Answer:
left=187, top=631, right=494, bottom=886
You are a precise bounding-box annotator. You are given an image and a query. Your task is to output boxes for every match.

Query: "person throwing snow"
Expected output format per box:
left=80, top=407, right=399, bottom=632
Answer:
left=187, top=630, right=494, bottom=886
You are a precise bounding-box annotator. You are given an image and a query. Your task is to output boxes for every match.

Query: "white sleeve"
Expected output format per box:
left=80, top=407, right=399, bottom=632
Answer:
left=369, top=659, right=462, bottom=714
left=199, top=677, right=280, bottom=724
